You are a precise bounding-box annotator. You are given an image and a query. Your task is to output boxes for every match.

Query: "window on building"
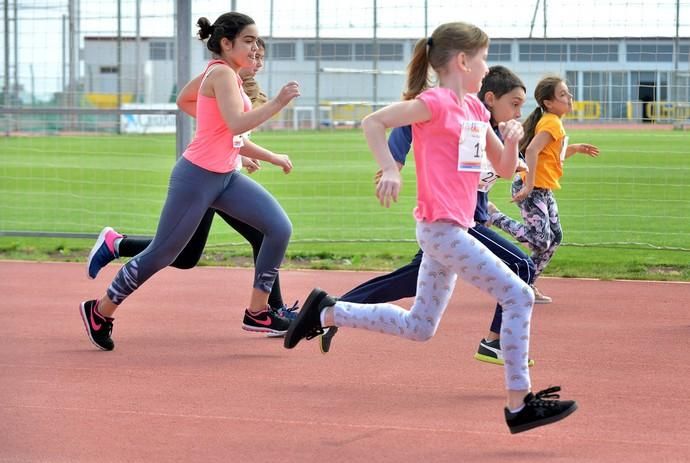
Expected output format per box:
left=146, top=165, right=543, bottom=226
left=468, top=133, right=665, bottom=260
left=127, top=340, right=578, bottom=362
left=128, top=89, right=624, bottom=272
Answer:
left=582, top=71, right=604, bottom=101
left=678, top=44, right=690, bottom=62
left=354, top=42, right=403, bottom=61
left=570, top=43, right=618, bottom=62
left=354, top=43, right=373, bottom=61
left=150, top=41, right=168, bottom=61
left=627, top=43, right=673, bottom=62
left=100, top=66, right=119, bottom=74
left=658, top=72, right=669, bottom=100
left=334, top=43, right=352, bottom=60
left=270, top=42, right=296, bottom=60
left=609, top=72, right=627, bottom=119
left=566, top=71, right=578, bottom=93
left=304, top=42, right=352, bottom=61
left=304, top=42, right=317, bottom=60
left=519, top=42, right=567, bottom=61
left=489, top=42, right=511, bottom=62
left=378, top=43, right=404, bottom=61
left=321, top=43, right=336, bottom=60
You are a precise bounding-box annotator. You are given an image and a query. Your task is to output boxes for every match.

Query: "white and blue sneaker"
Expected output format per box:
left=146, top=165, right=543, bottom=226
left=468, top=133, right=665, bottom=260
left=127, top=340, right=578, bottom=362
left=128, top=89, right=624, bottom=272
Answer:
left=86, top=227, right=123, bottom=279
left=275, top=300, right=300, bottom=320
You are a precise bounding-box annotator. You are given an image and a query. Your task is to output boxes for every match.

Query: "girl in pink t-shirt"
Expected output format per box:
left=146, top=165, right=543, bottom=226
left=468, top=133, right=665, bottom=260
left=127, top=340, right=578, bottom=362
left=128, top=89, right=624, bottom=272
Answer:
left=284, top=22, right=577, bottom=434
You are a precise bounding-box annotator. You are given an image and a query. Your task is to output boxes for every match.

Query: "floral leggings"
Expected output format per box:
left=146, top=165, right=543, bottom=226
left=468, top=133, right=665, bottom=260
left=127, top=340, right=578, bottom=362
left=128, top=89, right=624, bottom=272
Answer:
left=490, top=176, right=562, bottom=277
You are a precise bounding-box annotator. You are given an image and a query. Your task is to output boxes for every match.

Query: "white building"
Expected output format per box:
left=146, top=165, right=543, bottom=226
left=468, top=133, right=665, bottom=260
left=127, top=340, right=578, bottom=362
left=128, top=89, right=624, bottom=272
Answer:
left=82, top=35, right=690, bottom=124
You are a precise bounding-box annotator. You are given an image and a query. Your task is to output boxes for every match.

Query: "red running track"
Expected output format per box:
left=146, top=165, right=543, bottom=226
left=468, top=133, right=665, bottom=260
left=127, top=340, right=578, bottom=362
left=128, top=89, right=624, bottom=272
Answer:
left=1, top=261, right=689, bottom=462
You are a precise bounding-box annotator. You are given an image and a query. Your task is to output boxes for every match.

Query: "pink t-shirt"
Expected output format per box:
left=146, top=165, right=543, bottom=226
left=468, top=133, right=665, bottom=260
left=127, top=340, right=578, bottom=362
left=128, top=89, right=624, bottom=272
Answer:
left=183, top=60, right=252, bottom=173
left=412, top=88, right=491, bottom=228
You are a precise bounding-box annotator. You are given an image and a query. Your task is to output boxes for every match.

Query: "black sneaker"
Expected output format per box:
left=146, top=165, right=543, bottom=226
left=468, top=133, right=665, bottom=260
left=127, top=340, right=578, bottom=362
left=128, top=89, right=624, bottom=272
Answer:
left=474, top=338, right=535, bottom=367
left=319, top=327, right=339, bottom=354
left=79, top=299, right=114, bottom=351
left=242, top=307, right=290, bottom=336
left=505, top=386, right=577, bottom=434
left=284, top=288, right=336, bottom=349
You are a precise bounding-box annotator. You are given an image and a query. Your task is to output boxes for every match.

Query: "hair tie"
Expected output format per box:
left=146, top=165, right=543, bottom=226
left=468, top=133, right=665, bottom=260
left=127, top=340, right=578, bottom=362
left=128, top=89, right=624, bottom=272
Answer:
left=427, top=37, right=433, bottom=47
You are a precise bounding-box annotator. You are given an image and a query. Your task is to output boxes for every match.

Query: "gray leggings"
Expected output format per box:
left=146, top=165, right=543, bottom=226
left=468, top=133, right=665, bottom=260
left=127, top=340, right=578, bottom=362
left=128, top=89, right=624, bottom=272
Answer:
left=107, top=157, right=292, bottom=305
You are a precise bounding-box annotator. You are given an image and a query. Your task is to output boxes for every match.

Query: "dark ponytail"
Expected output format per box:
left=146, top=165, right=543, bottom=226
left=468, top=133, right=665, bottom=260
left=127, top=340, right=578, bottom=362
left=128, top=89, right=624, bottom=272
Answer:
left=520, top=75, right=563, bottom=153
left=197, top=12, right=255, bottom=55
left=519, top=108, right=544, bottom=154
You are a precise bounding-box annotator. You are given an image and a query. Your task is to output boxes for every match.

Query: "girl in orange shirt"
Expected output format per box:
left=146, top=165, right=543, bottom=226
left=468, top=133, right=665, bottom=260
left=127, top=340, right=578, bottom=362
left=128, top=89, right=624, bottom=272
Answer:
left=489, top=76, right=599, bottom=303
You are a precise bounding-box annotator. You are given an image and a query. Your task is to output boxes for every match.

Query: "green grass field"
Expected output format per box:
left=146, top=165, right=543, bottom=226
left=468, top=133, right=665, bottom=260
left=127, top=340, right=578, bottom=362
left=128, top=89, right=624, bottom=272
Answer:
left=1, top=128, right=688, bottom=280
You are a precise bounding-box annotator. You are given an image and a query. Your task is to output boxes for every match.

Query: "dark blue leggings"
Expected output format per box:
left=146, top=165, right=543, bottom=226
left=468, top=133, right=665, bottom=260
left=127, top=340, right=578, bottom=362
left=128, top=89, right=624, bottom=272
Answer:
left=118, top=207, right=287, bottom=309
left=108, top=157, right=292, bottom=305
left=340, top=223, right=534, bottom=335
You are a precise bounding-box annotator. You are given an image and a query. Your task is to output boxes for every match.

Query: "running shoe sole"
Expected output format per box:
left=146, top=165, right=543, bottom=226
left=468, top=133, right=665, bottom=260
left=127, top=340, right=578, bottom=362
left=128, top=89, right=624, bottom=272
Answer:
left=508, top=402, right=578, bottom=434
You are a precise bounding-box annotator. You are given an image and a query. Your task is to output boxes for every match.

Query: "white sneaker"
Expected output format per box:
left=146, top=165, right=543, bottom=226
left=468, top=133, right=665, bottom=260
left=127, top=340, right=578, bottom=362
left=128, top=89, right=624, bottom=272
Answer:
left=531, top=285, right=552, bottom=304
left=487, top=201, right=500, bottom=215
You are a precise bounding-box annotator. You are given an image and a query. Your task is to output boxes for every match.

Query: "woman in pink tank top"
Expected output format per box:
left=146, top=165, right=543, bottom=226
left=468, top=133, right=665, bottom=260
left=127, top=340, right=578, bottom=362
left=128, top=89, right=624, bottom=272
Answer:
left=79, top=13, right=302, bottom=350
left=84, top=38, right=300, bottom=332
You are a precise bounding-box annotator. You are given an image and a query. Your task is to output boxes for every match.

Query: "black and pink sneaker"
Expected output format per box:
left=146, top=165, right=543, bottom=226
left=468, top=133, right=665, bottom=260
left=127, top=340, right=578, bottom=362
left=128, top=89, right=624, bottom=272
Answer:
left=242, top=307, right=290, bottom=336
left=79, top=299, right=115, bottom=351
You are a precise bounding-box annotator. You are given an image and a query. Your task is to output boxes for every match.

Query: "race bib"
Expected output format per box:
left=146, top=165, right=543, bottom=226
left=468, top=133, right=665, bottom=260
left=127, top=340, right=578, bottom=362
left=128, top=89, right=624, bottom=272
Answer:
left=458, top=121, right=489, bottom=172
left=233, top=134, right=245, bottom=149
left=478, top=159, right=498, bottom=193
left=559, top=136, right=569, bottom=163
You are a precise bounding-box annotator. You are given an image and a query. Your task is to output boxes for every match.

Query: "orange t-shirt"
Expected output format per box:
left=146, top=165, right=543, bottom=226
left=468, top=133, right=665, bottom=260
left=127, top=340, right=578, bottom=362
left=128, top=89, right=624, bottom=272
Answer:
left=521, top=112, right=567, bottom=190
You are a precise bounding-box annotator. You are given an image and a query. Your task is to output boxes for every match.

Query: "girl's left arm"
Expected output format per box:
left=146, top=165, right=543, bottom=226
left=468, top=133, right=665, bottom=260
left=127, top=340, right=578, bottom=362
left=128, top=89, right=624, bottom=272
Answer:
left=565, top=143, right=600, bottom=159
left=485, top=120, right=522, bottom=178
left=240, top=139, right=292, bottom=174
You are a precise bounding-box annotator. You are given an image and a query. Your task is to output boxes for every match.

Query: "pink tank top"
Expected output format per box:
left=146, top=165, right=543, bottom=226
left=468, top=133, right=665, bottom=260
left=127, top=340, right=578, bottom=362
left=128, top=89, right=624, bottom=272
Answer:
left=183, top=60, right=252, bottom=173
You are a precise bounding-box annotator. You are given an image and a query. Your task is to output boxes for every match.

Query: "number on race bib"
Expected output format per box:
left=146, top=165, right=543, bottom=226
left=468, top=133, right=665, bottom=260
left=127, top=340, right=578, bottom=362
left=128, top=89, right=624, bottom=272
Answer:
left=478, top=169, right=498, bottom=193
left=458, top=121, right=489, bottom=172
left=233, top=134, right=245, bottom=149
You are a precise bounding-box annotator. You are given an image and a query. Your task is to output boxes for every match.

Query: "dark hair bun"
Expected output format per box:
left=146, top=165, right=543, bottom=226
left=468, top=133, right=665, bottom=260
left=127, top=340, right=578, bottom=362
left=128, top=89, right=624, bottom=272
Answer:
left=197, top=17, right=213, bottom=40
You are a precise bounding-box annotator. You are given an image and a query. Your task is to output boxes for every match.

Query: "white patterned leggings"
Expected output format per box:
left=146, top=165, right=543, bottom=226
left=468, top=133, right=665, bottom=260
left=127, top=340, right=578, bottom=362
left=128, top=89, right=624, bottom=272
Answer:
left=332, top=221, right=534, bottom=391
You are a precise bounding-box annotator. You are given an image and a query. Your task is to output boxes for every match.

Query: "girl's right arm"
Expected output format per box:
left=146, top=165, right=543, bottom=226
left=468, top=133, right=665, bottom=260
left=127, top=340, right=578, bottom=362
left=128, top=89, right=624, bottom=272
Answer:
left=210, top=67, right=300, bottom=135
left=361, top=100, right=431, bottom=208
left=512, top=131, right=552, bottom=203
left=176, top=73, right=204, bottom=117
left=373, top=126, right=410, bottom=184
